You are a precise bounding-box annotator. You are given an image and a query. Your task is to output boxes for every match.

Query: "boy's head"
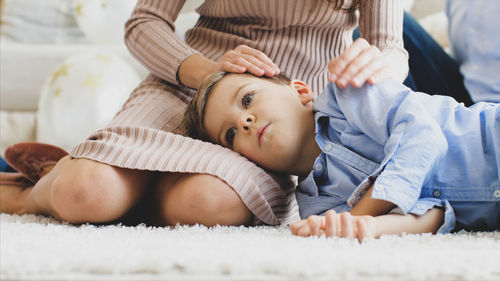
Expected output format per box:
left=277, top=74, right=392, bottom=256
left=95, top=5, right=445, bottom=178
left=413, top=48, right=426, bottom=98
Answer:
left=183, top=72, right=317, bottom=174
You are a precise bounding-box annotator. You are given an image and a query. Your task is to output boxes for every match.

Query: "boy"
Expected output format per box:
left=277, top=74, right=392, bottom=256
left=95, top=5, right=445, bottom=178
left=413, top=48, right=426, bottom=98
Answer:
left=183, top=71, right=500, bottom=240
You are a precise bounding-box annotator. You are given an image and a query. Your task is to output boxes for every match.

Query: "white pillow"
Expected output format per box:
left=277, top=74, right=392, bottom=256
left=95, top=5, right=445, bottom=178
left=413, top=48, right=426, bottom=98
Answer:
left=37, top=53, right=141, bottom=151
left=0, top=0, right=87, bottom=44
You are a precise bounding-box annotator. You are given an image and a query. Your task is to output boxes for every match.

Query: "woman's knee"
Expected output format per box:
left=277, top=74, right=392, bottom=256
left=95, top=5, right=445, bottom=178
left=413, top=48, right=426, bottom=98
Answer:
left=158, top=173, right=253, bottom=226
left=50, top=158, right=148, bottom=223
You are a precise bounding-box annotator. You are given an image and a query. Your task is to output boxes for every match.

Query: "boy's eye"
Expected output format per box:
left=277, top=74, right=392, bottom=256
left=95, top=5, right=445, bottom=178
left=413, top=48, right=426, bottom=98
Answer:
left=242, top=92, right=254, bottom=108
left=225, top=127, right=237, bottom=146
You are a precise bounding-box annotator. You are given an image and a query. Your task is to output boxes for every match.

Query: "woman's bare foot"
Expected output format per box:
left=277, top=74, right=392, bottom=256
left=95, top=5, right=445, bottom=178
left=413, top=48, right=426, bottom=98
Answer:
left=0, top=164, right=55, bottom=215
left=0, top=184, right=33, bottom=215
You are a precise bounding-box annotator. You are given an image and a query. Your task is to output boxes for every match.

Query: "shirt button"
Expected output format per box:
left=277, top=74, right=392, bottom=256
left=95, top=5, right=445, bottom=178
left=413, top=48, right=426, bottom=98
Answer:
left=494, top=190, right=500, bottom=198
left=315, top=163, right=324, bottom=171
left=432, top=189, right=441, bottom=198
left=324, top=144, right=332, bottom=151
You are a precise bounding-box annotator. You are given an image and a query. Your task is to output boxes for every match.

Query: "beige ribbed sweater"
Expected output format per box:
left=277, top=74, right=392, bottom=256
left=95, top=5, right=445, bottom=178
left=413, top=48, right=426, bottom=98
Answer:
left=70, top=0, right=407, bottom=225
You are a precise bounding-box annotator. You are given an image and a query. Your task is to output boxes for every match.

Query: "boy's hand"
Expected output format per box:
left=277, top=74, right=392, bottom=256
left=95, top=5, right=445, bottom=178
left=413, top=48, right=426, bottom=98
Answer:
left=217, top=44, right=280, bottom=77
left=328, top=38, right=392, bottom=88
left=290, top=210, right=376, bottom=242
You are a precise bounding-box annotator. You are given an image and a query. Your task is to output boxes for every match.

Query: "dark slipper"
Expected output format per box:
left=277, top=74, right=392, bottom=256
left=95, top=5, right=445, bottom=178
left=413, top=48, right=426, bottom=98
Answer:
left=4, top=142, right=68, bottom=184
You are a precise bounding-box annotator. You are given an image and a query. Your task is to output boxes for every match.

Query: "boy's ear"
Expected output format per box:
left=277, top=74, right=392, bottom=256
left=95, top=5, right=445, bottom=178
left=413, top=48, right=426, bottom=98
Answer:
left=291, top=80, right=314, bottom=105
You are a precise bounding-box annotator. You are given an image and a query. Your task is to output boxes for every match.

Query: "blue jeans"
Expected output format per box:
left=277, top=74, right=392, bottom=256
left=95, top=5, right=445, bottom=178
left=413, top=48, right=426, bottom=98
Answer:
left=354, top=12, right=472, bottom=106
left=0, top=157, right=15, bottom=172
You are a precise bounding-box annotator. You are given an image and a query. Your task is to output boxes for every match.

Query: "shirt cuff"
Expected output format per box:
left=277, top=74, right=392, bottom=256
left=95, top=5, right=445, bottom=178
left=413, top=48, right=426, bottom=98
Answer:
left=371, top=174, right=422, bottom=213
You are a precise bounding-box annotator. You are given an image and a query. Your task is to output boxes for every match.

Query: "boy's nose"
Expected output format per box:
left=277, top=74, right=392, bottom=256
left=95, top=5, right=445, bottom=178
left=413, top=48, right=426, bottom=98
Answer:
left=239, top=114, right=255, bottom=132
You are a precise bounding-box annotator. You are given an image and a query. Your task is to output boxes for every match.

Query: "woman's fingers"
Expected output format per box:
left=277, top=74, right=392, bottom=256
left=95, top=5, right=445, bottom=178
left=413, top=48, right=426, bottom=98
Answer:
left=243, top=55, right=277, bottom=76
left=328, top=38, right=393, bottom=88
left=328, top=38, right=370, bottom=83
left=350, top=56, right=386, bottom=86
left=238, top=45, right=280, bottom=74
left=219, top=60, right=247, bottom=73
left=219, top=45, right=280, bottom=77
left=367, top=66, right=392, bottom=85
left=220, top=53, right=266, bottom=75
left=340, top=46, right=381, bottom=88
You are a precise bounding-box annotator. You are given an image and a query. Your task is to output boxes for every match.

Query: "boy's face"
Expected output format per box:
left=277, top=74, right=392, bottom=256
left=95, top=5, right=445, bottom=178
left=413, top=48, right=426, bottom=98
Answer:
left=203, top=73, right=315, bottom=173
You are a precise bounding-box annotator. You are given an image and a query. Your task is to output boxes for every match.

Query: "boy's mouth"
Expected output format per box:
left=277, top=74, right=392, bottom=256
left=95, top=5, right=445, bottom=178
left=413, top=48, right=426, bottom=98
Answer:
left=258, top=123, right=270, bottom=145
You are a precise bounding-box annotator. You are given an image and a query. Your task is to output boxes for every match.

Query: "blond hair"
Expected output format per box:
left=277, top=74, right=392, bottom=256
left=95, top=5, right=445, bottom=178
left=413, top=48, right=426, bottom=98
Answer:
left=182, top=72, right=291, bottom=142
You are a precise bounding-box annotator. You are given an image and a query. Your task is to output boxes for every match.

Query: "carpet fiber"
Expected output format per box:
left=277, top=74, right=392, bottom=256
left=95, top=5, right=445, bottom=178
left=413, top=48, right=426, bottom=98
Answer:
left=1, top=213, right=499, bottom=280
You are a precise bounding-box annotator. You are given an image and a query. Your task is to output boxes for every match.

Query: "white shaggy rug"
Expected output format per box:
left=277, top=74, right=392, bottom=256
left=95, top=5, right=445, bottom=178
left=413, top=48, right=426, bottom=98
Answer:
left=1, top=213, right=499, bottom=281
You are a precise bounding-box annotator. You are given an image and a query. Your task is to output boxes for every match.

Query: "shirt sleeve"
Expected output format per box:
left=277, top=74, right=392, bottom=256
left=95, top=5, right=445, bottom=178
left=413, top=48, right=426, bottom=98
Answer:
left=389, top=198, right=456, bottom=234
left=124, top=0, right=201, bottom=85
left=358, top=0, right=409, bottom=83
left=332, top=81, right=449, bottom=213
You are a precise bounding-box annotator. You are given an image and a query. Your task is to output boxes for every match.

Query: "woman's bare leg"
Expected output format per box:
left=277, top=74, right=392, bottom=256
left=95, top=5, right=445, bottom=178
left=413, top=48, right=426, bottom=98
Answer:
left=153, top=173, right=253, bottom=226
left=1, top=159, right=252, bottom=226
left=0, top=156, right=155, bottom=223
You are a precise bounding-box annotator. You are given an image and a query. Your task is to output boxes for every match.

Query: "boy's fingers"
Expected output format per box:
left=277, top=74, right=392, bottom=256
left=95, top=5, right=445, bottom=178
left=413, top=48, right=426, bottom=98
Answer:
left=307, top=215, right=322, bottom=237
left=340, top=212, right=354, bottom=239
left=324, top=210, right=337, bottom=237
left=356, top=219, right=367, bottom=243
left=296, top=223, right=312, bottom=237
left=290, top=220, right=308, bottom=235
left=357, top=217, right=377, bottom=243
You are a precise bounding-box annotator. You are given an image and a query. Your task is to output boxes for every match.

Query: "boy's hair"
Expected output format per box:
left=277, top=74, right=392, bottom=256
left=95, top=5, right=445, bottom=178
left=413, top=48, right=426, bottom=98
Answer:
left=182, top=71, right=291, bottom=142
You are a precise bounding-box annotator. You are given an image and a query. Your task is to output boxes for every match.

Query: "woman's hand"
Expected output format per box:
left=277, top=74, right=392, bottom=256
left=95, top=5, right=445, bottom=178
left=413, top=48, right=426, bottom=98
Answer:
left=328, top=38, right=391, bottom=88
left=177, top=45, right=280, bottom=89
left=290, top=210, right=377, bottom=242
left=217, top=44, right=280, bottom=77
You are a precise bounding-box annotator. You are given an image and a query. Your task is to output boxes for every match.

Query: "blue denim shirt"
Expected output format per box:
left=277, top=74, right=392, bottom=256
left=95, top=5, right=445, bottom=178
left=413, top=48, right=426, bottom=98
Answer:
left=447, top=0, right=500, bottom=103
left=296, top=81, right=500, bottom=233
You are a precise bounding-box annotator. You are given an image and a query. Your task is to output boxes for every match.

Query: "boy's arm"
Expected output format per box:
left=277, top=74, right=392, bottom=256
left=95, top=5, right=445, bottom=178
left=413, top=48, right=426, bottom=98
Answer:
left=290, top=208, right=445, bottom=241
left=329, top=81, right=449, bottom=214
left=350, top=184, right=394, bottom=216
left=373, top=208, right=444, bottom=237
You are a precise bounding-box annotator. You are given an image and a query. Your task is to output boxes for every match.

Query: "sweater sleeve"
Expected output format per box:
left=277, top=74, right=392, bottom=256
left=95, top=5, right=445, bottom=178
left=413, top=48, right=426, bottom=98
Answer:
left=124, top=0, right=201, bottom=84
left=358, top=0, right=409, bottom=83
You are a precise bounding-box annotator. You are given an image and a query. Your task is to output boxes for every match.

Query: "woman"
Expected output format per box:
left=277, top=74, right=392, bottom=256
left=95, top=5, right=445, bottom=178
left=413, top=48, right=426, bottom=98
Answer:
left=0, top=0, right=408, bottom=226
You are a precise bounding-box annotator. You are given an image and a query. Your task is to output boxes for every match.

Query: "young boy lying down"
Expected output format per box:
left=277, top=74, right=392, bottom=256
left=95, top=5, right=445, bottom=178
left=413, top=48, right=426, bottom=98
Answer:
left=182, top=71, right=500, bottom=241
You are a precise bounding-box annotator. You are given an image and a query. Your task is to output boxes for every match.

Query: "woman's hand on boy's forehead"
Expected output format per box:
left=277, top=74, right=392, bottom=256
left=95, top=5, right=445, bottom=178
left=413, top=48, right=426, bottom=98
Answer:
left=217, top=45, right=280, bottom=77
